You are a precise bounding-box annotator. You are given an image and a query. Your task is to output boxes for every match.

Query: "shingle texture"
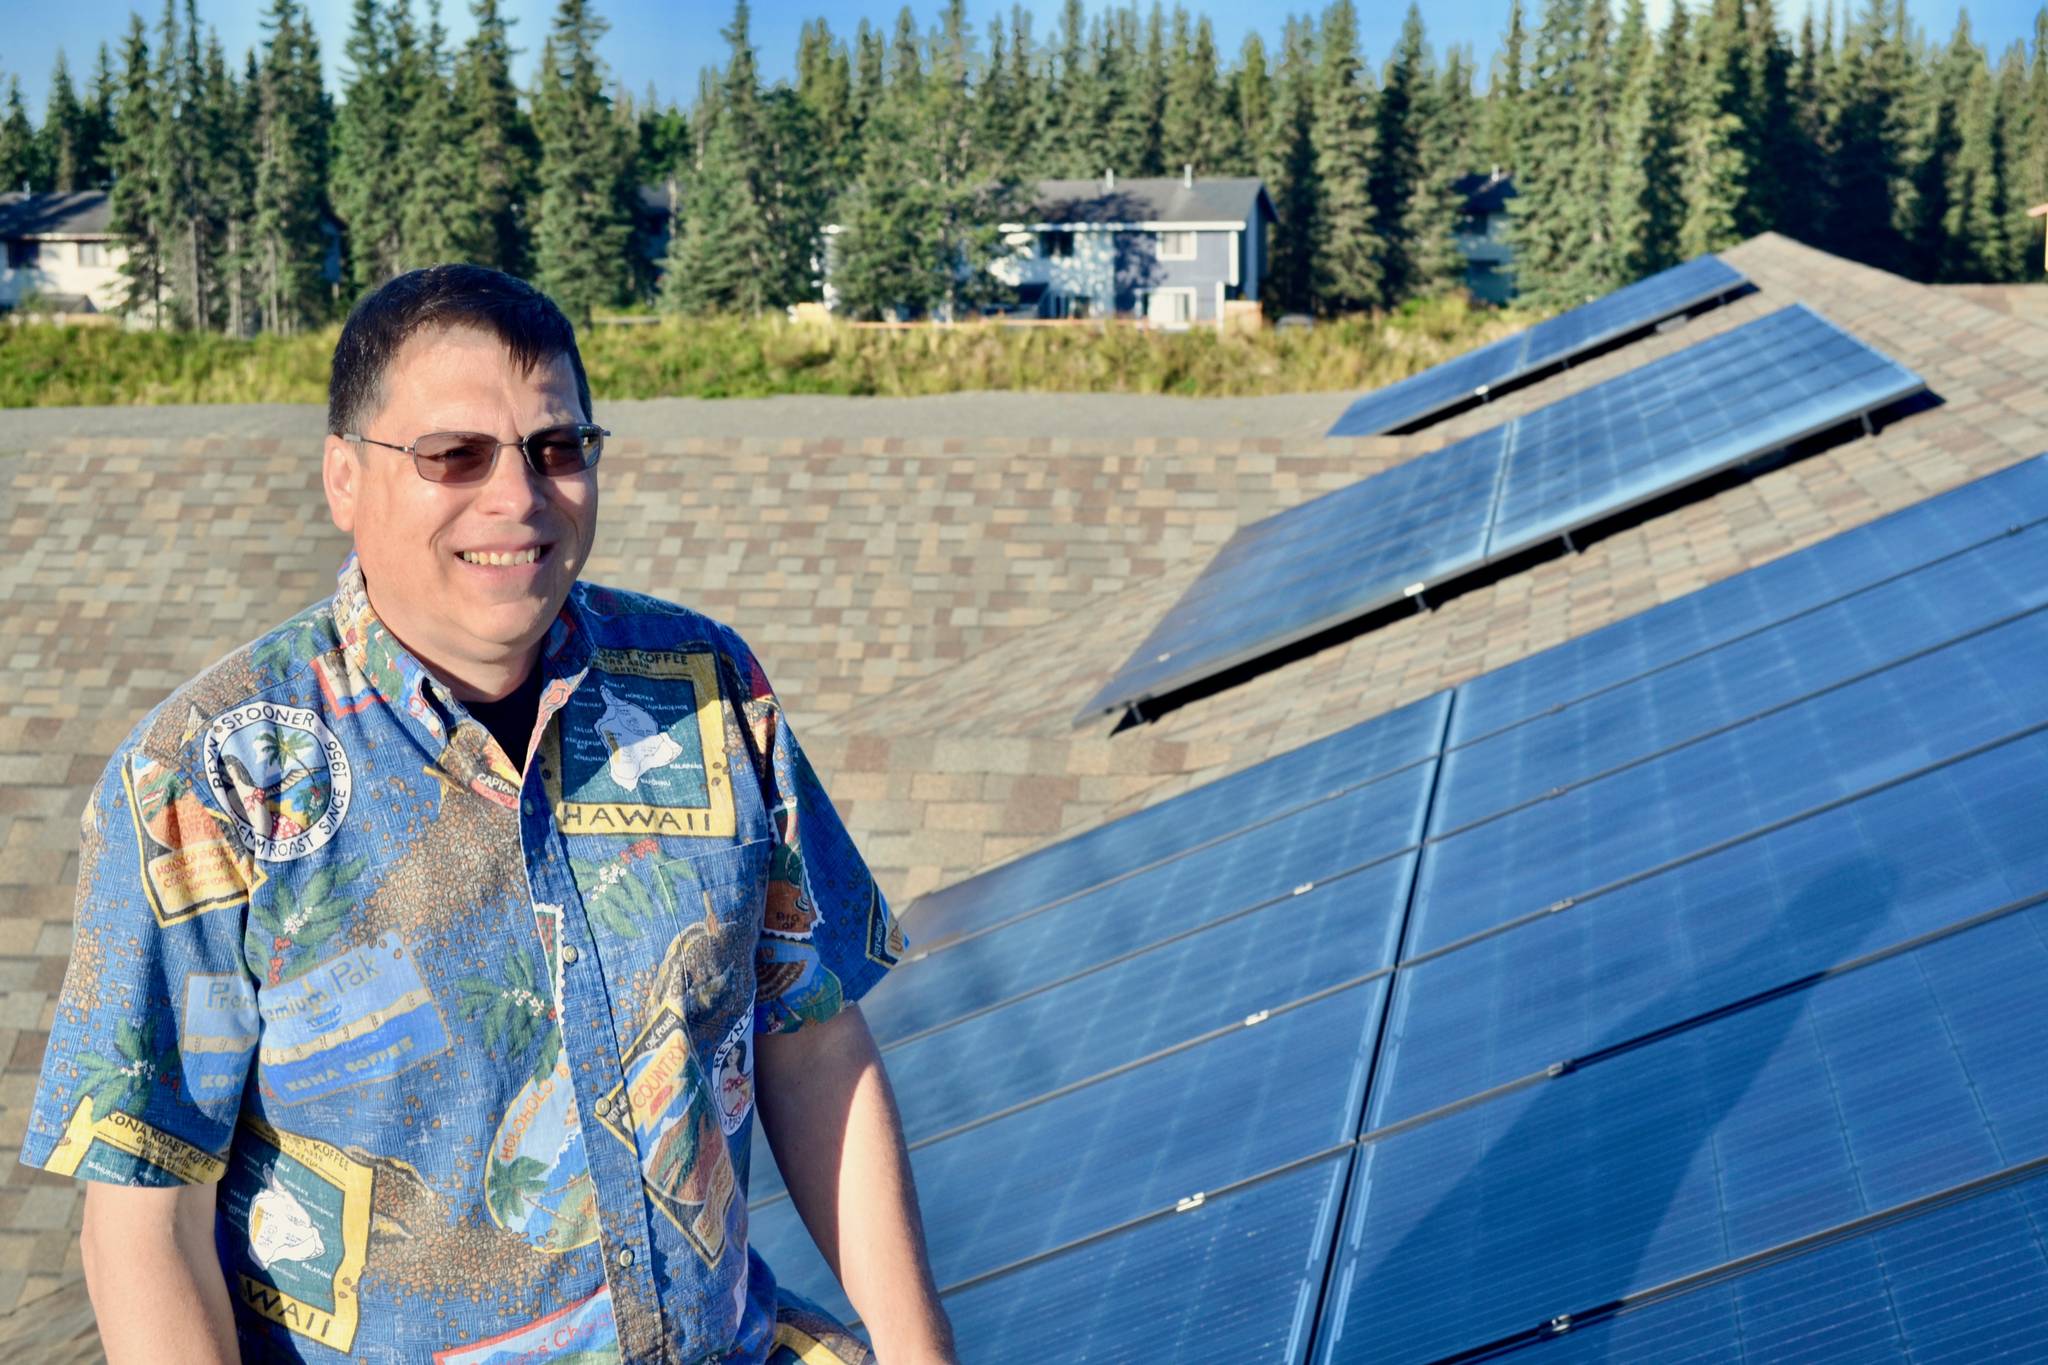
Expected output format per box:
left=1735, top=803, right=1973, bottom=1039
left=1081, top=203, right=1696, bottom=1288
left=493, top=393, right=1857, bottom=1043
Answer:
left=3, top=232, right=2044, bottom=1346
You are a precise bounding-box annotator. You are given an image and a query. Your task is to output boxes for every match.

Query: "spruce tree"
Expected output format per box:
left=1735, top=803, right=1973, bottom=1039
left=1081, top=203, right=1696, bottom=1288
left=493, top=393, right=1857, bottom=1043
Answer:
left=42, top=54, right=86, bottom=193
left=1369, top=5, right=1435, bottom=305
left=0, top=79, right=38, bottom=194
left=332, top=0, right=406, bottom=290
left=108, top=13, right=167, bottom=324
left=531, top=0, right=635, bottom=323
left=252, top=0, right=333, bottom=333
left=1826, top=0, right=1910, bottom=271
left=663, top=1, right=778, bottom=314
left=1262, top=15, right=1318, bottom=314
left=2025, top=9, right=2048, bottom=278
left=81, top=44, right=118, bottom=189
left=1609, top=0, right=1683, bottom=276
left=449, top=0, right=537, bottom=276
left=1509, top=0, right=1617, bottom=306
left=1481, top=0, right=1527, bottom=172
left=1234, top=33, right=1273, bottom=176
left=1309, top=0, right=1381, bottom=313
left=398, top=0, right=466, bottom=268
left=1677, top=0, right=1755, bottom=257
left=1162, top=13, right=1229, bottom=175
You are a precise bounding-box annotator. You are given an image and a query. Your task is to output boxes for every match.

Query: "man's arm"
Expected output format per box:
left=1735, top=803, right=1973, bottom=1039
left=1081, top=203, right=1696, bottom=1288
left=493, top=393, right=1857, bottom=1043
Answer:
left=755, top=1003, right=957, bottom=1363
left=81, top=1181, right=239, bottom=1365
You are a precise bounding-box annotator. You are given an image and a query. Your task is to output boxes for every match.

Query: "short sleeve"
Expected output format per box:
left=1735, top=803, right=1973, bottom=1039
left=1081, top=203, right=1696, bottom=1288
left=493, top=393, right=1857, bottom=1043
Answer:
left=732, top=645, right=905, bottom=1037
left=20, top=730, right=257, bottom=1186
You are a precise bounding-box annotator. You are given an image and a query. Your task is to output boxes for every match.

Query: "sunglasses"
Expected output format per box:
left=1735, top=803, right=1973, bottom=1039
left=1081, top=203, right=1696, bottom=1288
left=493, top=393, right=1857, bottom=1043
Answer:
left=343, top=422, right=609, bottom=483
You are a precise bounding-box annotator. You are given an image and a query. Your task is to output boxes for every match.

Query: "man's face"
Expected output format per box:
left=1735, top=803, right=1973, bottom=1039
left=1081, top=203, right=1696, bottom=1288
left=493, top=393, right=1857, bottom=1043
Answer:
left=321, top=326, right=598, bottom=699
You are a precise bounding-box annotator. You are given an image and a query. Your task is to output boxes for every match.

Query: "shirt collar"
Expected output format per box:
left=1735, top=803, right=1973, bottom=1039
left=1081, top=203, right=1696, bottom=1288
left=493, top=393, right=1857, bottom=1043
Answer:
left=333, top=554, right=593, bottom=746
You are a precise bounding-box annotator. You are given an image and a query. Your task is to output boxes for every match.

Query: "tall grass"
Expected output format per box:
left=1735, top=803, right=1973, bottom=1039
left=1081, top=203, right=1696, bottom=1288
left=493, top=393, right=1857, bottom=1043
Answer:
left=0, top=295, right=1544, bottom=407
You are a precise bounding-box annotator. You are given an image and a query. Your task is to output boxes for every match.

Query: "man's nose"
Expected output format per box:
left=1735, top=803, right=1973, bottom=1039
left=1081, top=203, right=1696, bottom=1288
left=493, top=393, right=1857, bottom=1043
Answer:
left=474, top=438, right=549, bottom=516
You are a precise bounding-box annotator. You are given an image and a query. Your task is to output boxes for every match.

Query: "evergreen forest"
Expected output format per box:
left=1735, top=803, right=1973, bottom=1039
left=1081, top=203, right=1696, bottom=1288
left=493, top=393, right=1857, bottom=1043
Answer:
left=0, top=0, right=2045, bottom=336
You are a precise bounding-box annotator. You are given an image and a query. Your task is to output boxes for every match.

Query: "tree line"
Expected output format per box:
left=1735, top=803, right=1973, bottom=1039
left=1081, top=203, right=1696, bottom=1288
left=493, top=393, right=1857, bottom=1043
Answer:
left=0, top=0, right=2044, bottom=333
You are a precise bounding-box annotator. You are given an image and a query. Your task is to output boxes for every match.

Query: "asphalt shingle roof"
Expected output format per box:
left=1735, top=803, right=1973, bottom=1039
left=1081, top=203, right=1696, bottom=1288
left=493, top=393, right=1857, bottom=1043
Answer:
left=1, top=232, right=2044, bottom=1347
left=0, top=192, right=112, bottom=240
left=1026, top=175, right=1269, bottom=225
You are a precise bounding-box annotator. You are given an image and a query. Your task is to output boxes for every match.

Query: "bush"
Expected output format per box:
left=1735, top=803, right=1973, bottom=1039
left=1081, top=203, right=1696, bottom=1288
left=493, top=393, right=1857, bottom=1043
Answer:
left=0, top=298, right=1546, bottom=407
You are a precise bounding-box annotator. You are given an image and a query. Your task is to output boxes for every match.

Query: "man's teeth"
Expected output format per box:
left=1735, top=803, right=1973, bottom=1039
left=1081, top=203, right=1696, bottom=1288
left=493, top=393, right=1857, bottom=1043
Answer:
left=460, top=547, right=542, bottom=566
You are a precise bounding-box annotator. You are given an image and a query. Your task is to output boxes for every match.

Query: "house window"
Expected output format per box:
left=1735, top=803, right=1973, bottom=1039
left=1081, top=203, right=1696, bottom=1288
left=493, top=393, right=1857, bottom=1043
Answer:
left=1157, top=230, right=1197, bottom=260
left=78, top=241, right=106, bottom=267
left=6, top=240, right=38, bottom=269
left=1042, top=230, right=1074, bottom=259
left=1149, top=287, right=1197, bottom=327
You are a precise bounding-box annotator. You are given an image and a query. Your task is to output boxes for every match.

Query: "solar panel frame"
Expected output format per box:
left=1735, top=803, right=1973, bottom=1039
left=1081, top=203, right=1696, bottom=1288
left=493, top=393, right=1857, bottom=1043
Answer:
left=1325, top=254, right=1749, bottom=437
left=1080, top=304, right=1929, bottom=725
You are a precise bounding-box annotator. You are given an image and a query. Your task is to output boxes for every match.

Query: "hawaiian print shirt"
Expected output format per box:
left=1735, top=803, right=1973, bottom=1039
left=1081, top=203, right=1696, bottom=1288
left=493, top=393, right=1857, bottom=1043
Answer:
left=23, top=556, right=905, bottom=1364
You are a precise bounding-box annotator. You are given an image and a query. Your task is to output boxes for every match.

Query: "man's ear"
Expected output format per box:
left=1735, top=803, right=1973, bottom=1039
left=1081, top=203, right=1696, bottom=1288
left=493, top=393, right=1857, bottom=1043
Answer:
left=323, top=434, right=360, bottom=534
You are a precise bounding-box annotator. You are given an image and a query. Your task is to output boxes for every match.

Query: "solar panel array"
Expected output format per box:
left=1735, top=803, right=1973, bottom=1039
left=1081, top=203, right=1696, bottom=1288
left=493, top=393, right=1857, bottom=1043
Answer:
left=1081, top=304, right=1928, bottom=724
left=749, top=454, right=2048, bottom=1362
left=1325, top=254, right=1748, bottom=438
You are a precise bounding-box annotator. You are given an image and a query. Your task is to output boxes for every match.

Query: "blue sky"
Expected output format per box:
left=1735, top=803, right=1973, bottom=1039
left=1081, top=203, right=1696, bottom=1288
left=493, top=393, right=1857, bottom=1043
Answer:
left=1, top=1, right=2042, bottom=118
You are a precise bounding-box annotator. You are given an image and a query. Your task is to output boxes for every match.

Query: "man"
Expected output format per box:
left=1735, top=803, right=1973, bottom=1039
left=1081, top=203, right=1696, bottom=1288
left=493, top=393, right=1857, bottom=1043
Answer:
left=22, top=266, right=957, bottom=1364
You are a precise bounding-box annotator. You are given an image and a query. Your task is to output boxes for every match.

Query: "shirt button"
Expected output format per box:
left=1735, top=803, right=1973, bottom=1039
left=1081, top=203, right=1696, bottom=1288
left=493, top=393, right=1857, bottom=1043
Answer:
left=521, top=799, right=534, bottom=815
left=617, top=1247, right=635, bottom=1268
left=561, top=944, right=579, bottom=965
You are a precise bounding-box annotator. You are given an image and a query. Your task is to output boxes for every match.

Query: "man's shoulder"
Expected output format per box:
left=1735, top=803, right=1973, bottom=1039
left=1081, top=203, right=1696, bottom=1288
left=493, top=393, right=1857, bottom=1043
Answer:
left=572, top=583, right=758, bottom=661
left=119, top=598, right=344, bottom=772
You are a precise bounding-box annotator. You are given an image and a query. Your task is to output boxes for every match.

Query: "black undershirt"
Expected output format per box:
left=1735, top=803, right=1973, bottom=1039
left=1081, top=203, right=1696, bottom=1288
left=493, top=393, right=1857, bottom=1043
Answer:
left=465, top=665, right=544, bottom=771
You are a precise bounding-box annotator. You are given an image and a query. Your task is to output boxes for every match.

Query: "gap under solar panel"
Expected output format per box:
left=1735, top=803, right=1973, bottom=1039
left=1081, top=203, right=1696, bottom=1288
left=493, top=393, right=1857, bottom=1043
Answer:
left=1080, top=304, right=1927, bottom=725
left=752, top=978, right=1390, bottom=1324
left=1517, top=1170, right=2048, bottom=1363
left=1326, top=254, right=1748, bottom=437
left=1311, top=905, right=2048, bottom=1363
left=903, top=690, right=1447, bottom=948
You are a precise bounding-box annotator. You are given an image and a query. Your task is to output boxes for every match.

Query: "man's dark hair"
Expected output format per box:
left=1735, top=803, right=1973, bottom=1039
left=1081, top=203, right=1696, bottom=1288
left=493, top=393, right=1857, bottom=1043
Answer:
left=326, top=265, right=593, bottom=437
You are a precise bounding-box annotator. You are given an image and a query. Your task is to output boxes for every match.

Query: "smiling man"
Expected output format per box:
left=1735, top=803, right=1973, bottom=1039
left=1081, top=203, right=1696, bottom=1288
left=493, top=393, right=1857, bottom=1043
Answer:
left=22, top=267, right=955, bottom=1364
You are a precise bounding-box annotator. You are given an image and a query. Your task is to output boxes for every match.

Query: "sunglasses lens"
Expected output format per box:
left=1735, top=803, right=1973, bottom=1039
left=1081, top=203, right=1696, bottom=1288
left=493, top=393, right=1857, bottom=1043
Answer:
left=526, top=424, right=602, bottom=475
left=411, top=433, right=500, bottom=483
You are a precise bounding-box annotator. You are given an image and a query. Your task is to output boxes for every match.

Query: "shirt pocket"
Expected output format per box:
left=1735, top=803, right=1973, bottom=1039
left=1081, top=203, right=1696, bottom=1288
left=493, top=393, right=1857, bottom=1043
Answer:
left=642, top=839, right=772, bottom=1025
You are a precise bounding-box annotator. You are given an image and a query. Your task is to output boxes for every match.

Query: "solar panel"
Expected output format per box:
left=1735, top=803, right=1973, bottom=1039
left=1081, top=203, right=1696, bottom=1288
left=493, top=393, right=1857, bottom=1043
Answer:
left=1326, top=254, right=1748, bottom=437
left=1312, top=907, right=2048, bottom=1363
left=1081, top=305, right=1928, bottom=725
left=752, top=456, right=2048, bottom=1362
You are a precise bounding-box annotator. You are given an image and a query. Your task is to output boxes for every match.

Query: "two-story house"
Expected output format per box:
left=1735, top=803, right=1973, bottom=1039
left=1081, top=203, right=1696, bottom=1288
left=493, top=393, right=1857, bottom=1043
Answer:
left=989, top=171, right=1273, bottom=325
left=0, top=191, right=125, bottom=315
left=1453, top=169, right=1516, bottom=304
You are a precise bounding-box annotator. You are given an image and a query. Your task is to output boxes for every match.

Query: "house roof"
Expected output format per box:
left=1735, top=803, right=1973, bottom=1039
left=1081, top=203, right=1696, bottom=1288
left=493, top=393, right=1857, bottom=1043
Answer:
left=0, top=190, right=112, bottom=239
left=1026, top=175, right=1270, bottom=227
left=2, top=231, right=2046, bottom=1346
left=1454, top=168, right=1516, bottom=217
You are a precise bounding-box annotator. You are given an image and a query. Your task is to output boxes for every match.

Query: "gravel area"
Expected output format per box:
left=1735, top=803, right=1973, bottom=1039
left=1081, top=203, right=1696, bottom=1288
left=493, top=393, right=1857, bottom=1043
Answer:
left=0, top=390, right=1358, bottom=452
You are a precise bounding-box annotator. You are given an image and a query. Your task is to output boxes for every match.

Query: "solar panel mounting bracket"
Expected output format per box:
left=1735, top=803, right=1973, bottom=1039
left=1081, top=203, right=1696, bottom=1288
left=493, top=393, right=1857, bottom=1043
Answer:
left=1175, top=1192, right=1206, bottom=1213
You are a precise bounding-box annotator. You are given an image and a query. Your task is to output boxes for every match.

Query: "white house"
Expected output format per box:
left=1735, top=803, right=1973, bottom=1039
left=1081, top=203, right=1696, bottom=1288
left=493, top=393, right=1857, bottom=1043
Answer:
left=0, top=191, right=126, bottom=315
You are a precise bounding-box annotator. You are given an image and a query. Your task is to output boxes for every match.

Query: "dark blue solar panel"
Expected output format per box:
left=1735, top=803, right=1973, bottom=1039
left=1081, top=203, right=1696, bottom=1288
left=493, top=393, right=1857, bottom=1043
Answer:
left=864, top=758, right=1435, bottom=1045
left=1486, top=307, right=1924, bottom=554
left=1450, top=454, right=2048, bottom=744
left=1079, top=429, right=1508, bottom=717
left=1376, top=729, right=2048, bottom=1126
left=905, top=691, right=1448, bottom=946
left=940, top=1155, right=1350, bottom=1362
left=1327, top=255, right=1747, bottom=437
left=1527, top=1174, right=2048, bottom=1363
left=1084, top=304, right=1926, bottom=723
left=754, top=979, right=1389, bottom=1323
left=1433, top=523, right=2048, bottom=832
left=888, top=861, right=1410, bottom=1148
left=1311, top=906, right=2048, bottom=1363
left=1408, top=610, right=2046, bottom=956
